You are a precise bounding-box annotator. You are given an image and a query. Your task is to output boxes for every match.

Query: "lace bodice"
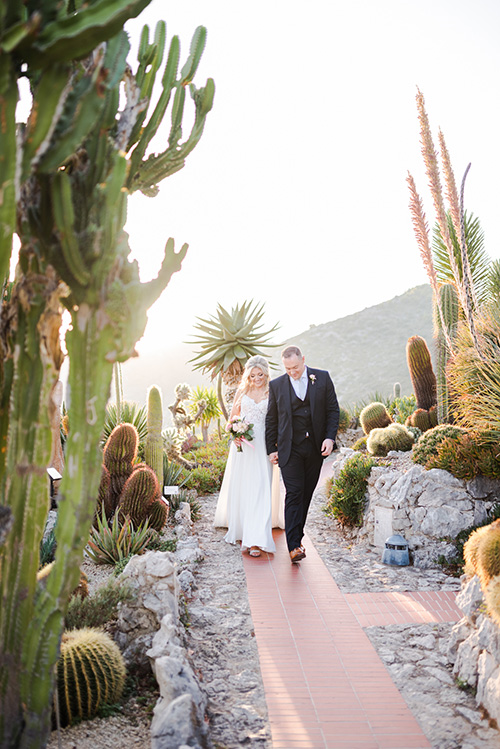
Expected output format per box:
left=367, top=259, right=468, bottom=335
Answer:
left=240, top=394, right=268, bottom=436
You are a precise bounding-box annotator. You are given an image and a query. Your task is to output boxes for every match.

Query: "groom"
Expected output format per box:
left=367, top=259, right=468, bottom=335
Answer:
left=265, top=346, right=340, bottom=563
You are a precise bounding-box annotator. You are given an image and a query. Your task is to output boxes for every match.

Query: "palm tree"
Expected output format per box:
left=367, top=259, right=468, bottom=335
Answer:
left=189, top=386, right=222, bottom=441
left=188, top=300, right=279, bottom=419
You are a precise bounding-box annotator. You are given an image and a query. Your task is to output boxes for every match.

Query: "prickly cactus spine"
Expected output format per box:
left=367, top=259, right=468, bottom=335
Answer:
left=476, top=523, right=500, bottom=588
left=148, top=498, right=169, bottom=532
left=366, top=423, right=414, bottom=457
left=55, top=628, right=126, bottom=727
left=145, top=385, right=164, bottom=492
left=406, top=335, right=437, bottom=411
left=359, top=402, right=392, bottom=435
left=118, top=463, right=159, bottom=527
left=103, top=423, right=139, bottom=510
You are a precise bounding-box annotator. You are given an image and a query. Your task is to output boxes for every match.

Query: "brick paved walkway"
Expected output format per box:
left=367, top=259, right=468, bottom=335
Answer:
left=242, top=528, right=461, bottom=749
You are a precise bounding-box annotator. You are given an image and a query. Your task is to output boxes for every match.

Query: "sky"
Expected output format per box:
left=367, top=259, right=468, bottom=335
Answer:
left=121, top=0, right=500, bottom=359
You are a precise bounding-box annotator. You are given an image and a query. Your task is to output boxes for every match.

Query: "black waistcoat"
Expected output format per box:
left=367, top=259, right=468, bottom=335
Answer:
left=289, top=380, right=314, bottom=445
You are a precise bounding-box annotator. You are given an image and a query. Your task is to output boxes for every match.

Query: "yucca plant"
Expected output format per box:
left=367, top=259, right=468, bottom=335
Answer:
left=101, top=401, right=148, bottom=448
left=189, top=385, right=222, bottom=441
left=188, top=301, right=279, bottom=418
left=86, top=508, right=154, bottom=566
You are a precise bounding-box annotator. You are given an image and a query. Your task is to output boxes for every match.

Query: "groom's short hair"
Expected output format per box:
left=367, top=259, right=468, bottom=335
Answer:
left=282, top=345, right=302, bottom=359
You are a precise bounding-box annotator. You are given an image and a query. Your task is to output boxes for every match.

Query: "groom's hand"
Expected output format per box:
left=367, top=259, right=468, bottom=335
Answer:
left=269, top=451, right=278, bottom=465
left=321, top=439, right=334, bottom=457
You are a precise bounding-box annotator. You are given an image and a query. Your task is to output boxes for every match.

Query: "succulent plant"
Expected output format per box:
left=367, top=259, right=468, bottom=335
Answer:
left=484, top=575, right=500, bottom=626
left=103, top=423, right=139, bottom=508
left=359, top=402, right=392, bottom=436
left=476, top=523, right=500, bottom=588
left=366, top=423, right=414, bottom=457
left=148, top=498, right=169, bottom=532
left=55, top=628, right=126, bottom=726
left=463, top=524, right=495, bottom=578
left=145, top=385, right=164, bottom=491
left=412, top=424, right=468, bottom=467
left=406, top=335, right=437, bottom=412
left=406, top=405, right=438, bottom=433
left=188, top=301, right=279, bottom=419
left=118, top=463, right=159, bottom=528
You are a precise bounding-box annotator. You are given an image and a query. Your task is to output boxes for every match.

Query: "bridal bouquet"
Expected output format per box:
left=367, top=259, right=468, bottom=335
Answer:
left=226, top=415, right=254, bottom=452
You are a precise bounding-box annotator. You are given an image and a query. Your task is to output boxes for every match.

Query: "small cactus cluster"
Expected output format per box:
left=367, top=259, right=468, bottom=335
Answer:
left=463, top=520, right=500, bottom=626
left=98, top=423, right=168, bottom=532
left=412, top=424, right=468, bottom=467
left=55, top=628, right=126, bottom=727
left=406, top=405, right=438, bottom=432
left=366, top=423, right=415, bottom=457
left=359, top=402, right=392, bottom=435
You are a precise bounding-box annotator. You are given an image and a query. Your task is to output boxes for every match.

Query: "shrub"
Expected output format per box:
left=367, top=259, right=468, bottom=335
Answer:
left=323, top=453, right=376, bottom=528
left=183, top=435, right=229, bottom=494
left=86, top=511, right=154, bottom=566
left=414, top=427, right=500, bottom=480
left=65, top=578, right=134, bottom=631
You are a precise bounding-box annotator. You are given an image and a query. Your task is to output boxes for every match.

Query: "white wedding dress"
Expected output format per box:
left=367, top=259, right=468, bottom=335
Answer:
left=213, top=394, right=284, bottom=552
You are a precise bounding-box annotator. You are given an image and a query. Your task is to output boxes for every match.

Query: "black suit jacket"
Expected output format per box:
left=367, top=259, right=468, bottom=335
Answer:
left=265, top=367, right=340, bottom=467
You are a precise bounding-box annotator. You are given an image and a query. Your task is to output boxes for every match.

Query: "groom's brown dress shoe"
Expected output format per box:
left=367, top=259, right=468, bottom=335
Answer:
left=290, top=547, right=306, bottom=563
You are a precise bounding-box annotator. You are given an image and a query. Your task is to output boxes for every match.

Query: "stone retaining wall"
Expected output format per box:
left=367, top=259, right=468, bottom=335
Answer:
left=332, top=448, right=500, bottom=568
left=447, top=574, right=500, bottom=727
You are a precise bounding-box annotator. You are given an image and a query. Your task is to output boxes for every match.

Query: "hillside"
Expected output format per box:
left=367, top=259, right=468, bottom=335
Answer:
left=272, top=284, right=434, bottom=407
left=121, top=284, right=434, bottom=420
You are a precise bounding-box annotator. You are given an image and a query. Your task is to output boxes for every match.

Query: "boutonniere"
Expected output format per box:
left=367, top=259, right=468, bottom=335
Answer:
left=309, top=374, right=316, bottom=385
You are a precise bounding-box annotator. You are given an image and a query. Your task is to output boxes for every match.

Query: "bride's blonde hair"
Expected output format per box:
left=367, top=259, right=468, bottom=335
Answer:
left=239, top=355, right=270, bottom=394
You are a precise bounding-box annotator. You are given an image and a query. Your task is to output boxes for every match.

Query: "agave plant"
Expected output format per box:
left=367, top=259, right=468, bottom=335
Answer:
left=188, top=301, right=279, bottom=418
left=86, top=509, right=154, bottom=566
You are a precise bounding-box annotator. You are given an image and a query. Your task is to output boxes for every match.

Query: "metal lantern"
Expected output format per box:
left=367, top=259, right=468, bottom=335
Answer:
left=382, top=534, right=409, bottom=566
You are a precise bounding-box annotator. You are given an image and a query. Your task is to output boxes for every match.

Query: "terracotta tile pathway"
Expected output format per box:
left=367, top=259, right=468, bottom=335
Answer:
left=242, top=528, right=461, bottom=749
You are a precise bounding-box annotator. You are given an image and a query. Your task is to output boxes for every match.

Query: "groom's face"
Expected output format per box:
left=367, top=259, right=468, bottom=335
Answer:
left=283, top=354, right=306, bottom=380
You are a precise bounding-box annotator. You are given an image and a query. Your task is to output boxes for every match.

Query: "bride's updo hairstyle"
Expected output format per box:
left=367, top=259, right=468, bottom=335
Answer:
left=240, top=355, right=270, bottom=393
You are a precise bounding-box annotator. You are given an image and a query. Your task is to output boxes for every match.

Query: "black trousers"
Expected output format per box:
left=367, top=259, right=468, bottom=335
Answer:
left=280, top=439, right=323, bottom=552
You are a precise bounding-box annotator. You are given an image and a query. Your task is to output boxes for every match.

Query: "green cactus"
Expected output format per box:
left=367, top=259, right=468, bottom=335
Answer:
left=434, top=283, right=459, bottom=424
left=393, top=382, right=401, bottom=399
left=412, top=424, right=468, bottom=467
left=406, top=405, right=438, bottom=433
left=0, top=3, right=214, bottom=743
left=359, top=402, right=392, bottom=435
left=477, top=525, right=500, bottom=588
left=145, top=385, right=164, bottom=491
left=406, top=335, right=437, bottom=411
left=55, top=628, right=126, bottom=727
left=366, top=423, right=414, bottom=457
left=118, top=463, right=159, bottom=527
left=148, top=498, right=169, bottom=532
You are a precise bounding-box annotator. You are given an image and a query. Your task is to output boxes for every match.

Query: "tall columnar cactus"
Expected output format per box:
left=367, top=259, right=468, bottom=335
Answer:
left=406, top=335, right=437, bottom=411
left=146, top=385, right=164, bottom=491
left=55, top=628, right=126, bottom=727
left=434, top=283, right=459, bottom=423
left=359, top=402, right=392, bottom=435
left=0, top=3, right=214, bottom=745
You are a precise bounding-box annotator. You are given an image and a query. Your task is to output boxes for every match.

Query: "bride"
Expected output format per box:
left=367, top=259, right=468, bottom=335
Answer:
left=213, top=355, right=284, bottom=556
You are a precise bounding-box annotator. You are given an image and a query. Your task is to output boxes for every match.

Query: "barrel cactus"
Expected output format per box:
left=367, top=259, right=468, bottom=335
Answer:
left=406, top=405, right=438, bottom=433
left=406, top=335, right=437, bottom=411
left=145, top=385, right=164, bottom=492
left=484, top=576, right=500, bottom=626
left=103, top=423, right=139, bottom=510
left=148, top=498, right=169, bottom=532
left=463, top=524, right=496, bottom=578
left=118, top=463, right=160, bottom=528
left=476, top=523, right=500, bottom=588
left=367, top=423, right=415, bottom=457
left=359, top=402, right=392, bottom=435
left=55, top=628, right=126, bottom=727
left=412, top=424, right=468, bottom=467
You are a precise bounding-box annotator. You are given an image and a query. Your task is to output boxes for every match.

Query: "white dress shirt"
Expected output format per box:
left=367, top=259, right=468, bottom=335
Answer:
left=289, top=368, right=309, bottom=401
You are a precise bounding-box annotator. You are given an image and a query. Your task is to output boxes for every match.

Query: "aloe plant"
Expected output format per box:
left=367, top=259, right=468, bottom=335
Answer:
left=188, top=301, right=279, bottom=418
left=0, top=3, right=214, bottom=745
